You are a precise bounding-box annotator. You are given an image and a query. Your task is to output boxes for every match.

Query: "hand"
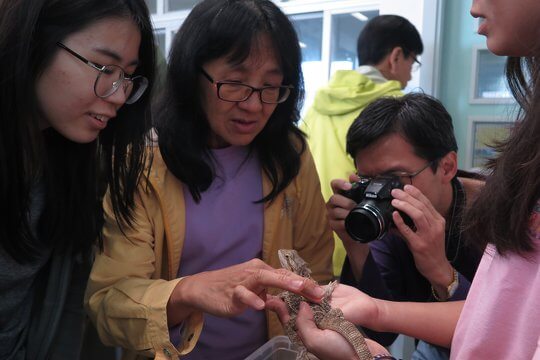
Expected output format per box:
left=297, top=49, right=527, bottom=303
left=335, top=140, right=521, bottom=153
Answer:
left=267, top=283, right=380, bottom=331
left=390, top=185, right=453, bottom=289
left=328, top=177, right=371, bottom=280
left=169, top=259, right=325, bottom=322
left=326, top=284, right=380, bottom=327
left=327, top=177, right=360, bottom=243
left=267, top=296, right=390, bottom=360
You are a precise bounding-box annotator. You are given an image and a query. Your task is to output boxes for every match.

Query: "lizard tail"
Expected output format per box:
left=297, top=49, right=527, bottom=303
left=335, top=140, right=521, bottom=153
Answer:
left=319, top=316, right=373, bottom=360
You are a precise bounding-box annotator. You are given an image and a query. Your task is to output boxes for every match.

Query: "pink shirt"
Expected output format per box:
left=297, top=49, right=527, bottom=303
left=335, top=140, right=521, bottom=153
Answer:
left=451, top=201, right=540, bottom=359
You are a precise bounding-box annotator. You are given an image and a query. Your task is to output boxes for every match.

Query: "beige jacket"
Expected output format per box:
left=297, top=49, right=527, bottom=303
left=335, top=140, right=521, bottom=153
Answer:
left=85, top=146, right=334, bottom=359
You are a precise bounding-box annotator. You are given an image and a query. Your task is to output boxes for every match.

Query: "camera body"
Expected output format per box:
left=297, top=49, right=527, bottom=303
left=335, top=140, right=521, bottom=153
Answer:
left=341, top=175, right=414, bottom=243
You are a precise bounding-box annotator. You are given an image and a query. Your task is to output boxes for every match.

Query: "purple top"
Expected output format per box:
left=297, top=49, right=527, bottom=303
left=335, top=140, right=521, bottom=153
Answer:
left=341, top=177, right=483, bottom=346
left=176, top=146, right=266, bottom=360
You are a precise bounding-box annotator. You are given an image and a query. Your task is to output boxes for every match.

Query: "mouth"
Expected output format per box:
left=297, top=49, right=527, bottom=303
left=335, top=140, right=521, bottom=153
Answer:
left=476, top=17, right=487, bottom=35
left=233, top=118, right=255, bottom=124
left=231, top=118, right=258, bottom=132
left=88, top=112, right=114, bottom=130
left=90, top=113, right=109, bottom=123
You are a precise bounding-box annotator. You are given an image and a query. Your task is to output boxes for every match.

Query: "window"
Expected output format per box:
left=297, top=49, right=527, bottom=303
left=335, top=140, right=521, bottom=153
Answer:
left=290, top=12, right=323, bottom=114
left=145, top=0, right=157, bottom=14
left=148, top=0, right=440, bottom=114
left=154, top=28, right=166, bottom=59
left=330, top=10, right=379, bottom=74
left=470, top=46, right=513, bottom=103
left=166, top=0, right=199, bottom=12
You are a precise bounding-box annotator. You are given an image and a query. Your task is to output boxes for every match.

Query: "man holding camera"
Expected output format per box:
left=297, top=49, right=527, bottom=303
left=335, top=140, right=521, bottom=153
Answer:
left=301, top=15, right=423, bottom=276
left=328, top=93, right=484, bottom=358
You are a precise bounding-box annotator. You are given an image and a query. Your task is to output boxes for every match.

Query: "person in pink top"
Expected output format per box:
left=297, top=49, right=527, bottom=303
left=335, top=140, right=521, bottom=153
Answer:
left=267, top=0, right=540, bottom=359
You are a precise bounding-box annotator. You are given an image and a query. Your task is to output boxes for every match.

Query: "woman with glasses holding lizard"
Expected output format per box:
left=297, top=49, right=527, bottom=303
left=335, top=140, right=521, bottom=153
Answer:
left=85, top=1, right=333, bottom=359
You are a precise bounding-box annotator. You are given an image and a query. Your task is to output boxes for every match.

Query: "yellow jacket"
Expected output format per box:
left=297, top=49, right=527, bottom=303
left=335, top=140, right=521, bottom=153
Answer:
left=85, top=146, right=334, bottom=360
left=301, top=68, right=402, bottom=276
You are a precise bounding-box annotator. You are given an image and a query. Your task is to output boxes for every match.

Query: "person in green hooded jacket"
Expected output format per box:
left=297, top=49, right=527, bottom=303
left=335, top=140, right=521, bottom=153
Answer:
left=301, top=15, right=423, bottom=276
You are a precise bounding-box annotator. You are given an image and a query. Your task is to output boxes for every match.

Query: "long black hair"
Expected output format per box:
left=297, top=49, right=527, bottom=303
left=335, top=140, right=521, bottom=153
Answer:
left=155, top=0, right=305, bottom=203
left=465, top=54, right=540, bottom=255
left=0, top=0, right=156, bottom=263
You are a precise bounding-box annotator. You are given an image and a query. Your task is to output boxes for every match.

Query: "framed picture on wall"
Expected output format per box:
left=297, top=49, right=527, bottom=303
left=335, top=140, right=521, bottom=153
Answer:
left=466, top=116, right=514, bottom=169
left=469, top=45, right=514, bottom=104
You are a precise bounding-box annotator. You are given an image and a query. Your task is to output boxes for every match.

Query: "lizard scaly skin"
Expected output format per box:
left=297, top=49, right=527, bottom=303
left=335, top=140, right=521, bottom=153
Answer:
left=278, top=249, right=373, bottom=360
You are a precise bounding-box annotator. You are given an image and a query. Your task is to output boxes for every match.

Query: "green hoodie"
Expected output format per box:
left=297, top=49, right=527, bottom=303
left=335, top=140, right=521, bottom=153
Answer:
left=301, top=68, right=402, bottom=276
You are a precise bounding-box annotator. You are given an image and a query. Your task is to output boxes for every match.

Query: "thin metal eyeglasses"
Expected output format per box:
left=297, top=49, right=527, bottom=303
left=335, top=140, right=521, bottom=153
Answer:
left=200, top=68, right=293, bottom=104
left=412, top=55, right=422, bottom=72
left=56, top=42, right=148, bottom=105
left=358, top=160, right=436, bottom=185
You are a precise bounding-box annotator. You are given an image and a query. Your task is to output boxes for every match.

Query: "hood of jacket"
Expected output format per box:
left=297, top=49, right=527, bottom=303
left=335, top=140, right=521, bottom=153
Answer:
left=310, top=69, right=402, bottom=116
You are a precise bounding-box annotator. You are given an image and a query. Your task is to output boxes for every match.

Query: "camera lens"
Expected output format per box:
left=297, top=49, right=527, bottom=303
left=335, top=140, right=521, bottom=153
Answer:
left=344, top=202, right=389, bottom=243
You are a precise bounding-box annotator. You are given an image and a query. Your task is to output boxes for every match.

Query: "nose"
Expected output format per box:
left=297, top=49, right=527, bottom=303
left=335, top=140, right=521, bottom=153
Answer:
left=470, top=0, right=480, bottom=18
left=237, top=90, right=264, bottom=112
left=104, top=81, right=129, bottom=107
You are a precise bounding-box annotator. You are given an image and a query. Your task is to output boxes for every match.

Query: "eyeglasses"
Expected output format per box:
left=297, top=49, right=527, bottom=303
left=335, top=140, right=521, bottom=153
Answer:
left=56, top=42, right=148, bottom=105
left=358, top=160, right=436, bottom=185
left=412, top=55, right=422, bottom=72
left=200, top=68, right=293, bottom=104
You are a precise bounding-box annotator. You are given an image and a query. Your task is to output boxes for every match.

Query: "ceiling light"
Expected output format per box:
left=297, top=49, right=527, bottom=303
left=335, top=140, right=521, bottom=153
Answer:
left=351, top=12, right=368, bottom=21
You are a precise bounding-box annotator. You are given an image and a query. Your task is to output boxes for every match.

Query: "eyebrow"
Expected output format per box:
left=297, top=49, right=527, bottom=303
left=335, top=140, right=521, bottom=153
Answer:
left=358, top=167, right=409, bottom=177
left=93, top=47, right=139, bottom=67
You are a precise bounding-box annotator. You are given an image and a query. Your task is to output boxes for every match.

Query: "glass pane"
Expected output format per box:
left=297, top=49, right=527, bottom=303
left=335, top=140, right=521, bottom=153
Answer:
left=475, top=50, right=511, bottom=99
left=154, top=29, right=166, bottom=59
left=154, top=29, right=167, bottom=94
left=330, top=10, right=379, bottom=75
left=144, top=0, right=157, bottom=14
left=472, top=121, right=512, bottom=168
left=289, top=12, right=323, bottom=115
left=167, top=0, right=199, bottom=12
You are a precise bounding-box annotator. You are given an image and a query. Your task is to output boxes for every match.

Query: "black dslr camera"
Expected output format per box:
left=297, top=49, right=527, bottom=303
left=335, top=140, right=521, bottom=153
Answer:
left=341, top=175, right=414, bottom=243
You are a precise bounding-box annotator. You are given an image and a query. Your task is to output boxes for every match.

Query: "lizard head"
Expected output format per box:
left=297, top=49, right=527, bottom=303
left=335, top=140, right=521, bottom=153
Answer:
left=278, top=249, right=312, bottom=278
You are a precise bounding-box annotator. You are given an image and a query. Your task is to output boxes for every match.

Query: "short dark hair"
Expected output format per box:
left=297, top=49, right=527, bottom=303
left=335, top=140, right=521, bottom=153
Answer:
left=346, top=93, right=457, bottom=168
left=357, top=15, right=423, bottom=65
left=155, top=0, right=305, bottom=203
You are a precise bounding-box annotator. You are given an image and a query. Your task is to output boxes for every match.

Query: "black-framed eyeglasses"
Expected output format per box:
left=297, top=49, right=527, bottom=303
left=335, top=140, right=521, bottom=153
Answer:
left=358, top=160, right=437, bottom=185
left=56, top=42, right=148, bottom=105
left=200, top=68, right=293, bottom=104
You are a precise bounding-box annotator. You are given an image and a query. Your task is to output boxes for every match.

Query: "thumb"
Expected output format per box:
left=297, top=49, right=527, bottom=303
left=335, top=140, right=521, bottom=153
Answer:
left=331, top=178, right=352, bottom=195
left=296, top=302, right=318, bottom=340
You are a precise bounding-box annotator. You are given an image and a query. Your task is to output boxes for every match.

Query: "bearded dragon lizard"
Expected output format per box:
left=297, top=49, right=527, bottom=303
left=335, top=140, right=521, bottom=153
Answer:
left=278, top=249, right=373, bottom=360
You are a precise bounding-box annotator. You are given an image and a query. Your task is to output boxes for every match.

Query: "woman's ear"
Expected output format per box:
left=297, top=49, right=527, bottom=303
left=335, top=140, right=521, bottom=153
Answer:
left=439, top=151, right=458, bottom=182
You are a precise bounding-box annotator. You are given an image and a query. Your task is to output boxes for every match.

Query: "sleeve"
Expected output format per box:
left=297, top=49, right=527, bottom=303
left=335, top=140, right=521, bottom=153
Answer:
left=84, top=187, right=202, bottom=359
left=442, top=272, right=471, bottom=301
left=292, top=145, right=334, bottom=284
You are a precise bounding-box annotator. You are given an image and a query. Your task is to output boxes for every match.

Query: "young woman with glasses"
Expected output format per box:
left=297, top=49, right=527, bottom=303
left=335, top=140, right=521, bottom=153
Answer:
left=0, top=0, right=156, bottom=358
left=85, top=1, right=333, bottom=359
